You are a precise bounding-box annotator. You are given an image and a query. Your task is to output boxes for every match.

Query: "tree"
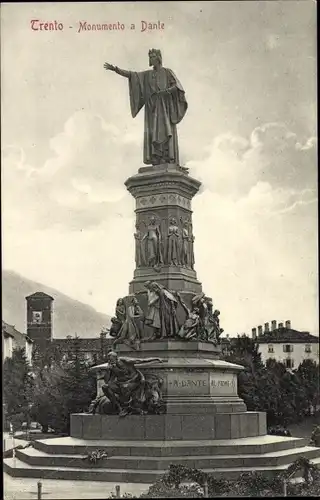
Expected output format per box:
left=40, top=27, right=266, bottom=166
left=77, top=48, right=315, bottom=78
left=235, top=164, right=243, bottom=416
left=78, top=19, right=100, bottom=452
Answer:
left=3, top=347, right=34, bottom=431
left=222, top=337, right=315, bottom=427
left=31, top=335, right=96, bottom=434
left=224, top=334, right=264, bottom=372
left=296, top=359, right=320, bottom=415
left=223, top=334, right=268, bottom=416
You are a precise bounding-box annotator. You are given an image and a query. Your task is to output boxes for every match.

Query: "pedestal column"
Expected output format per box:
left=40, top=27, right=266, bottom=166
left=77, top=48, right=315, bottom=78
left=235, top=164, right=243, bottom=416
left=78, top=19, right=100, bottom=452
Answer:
left=125, top=164, right=203, bottom=296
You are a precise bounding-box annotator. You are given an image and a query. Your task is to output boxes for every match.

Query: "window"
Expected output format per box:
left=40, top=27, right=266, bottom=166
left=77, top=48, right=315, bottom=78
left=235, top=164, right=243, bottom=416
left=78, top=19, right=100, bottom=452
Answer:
left=285, top=358, right=294, bottom=369
left=268, top=344, right=274, bottom=353
left=305, top=345, right=312, bottom=353
left=32, top=311, right=42, bottom=324
left=283, top=344, right=293, bottom=353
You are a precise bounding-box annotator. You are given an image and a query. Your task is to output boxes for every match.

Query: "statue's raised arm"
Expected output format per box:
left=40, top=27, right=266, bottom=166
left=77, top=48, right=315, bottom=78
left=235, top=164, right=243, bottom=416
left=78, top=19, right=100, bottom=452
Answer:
left=103, top=62, right=130, bottom=78
left=103, top=49, right=187, bottom=166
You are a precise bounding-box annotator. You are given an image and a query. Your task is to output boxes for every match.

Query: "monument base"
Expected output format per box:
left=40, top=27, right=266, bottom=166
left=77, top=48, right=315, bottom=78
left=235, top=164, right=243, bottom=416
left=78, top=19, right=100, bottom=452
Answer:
left=4, top=435, right=320, bottom=482
left=70, top=411, right=266, bottom=441
left=5, top=343, right=320, bottom=482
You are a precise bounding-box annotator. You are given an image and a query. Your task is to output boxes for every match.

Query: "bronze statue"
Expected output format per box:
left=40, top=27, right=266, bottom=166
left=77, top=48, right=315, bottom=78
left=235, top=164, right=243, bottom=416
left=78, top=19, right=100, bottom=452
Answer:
left=144, top=281, right=161, bottom=339
left=112, top=296, right=144, bottom=350
left=181, top=219, right=190, bottom=268
left=104, top=49, right=188, bottom=166
left=167, top=217, right=180, bottom=266
left=144, top=281, right=179, bottom=339
left=207, top=308, right=224, bottom=345
left=144, top=373, right=165, bottom=414
left=109, top=298, right=126, bottom=338
left=190, top=234, right=195, bottom=270
left=90, top=351, right=164, bottom=417
left=134, top=222, right=144, bottom=267
left=177, top=306, right=201, bottom=340
left=142, top=216, right=163, bottom=269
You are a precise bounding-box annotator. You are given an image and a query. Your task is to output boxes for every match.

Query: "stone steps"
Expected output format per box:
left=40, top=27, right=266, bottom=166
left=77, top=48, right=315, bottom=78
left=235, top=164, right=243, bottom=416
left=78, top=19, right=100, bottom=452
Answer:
left=16, top=445, right=320, bottom=469
left=4, top=453, right=320, bottom=483
left=5, top=434, right=320, bottom=483
left=33, top=435, right=310, bottom=457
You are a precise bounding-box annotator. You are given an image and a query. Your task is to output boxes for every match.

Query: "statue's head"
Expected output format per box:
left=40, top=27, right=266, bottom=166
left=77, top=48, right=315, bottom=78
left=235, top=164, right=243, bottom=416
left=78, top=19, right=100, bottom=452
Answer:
left=183, top=220, right=189, bottom=228
left=149, top=216, right=156, bottom=225
left=214, top=309, right=220, bottom=316
left=149, top=48, right=162, bottom=67
left=193, top=307, right=200, bottom=315
left=116, top=298, right=124, bottom=306
left=150, top=281, right=161, bottom=292
left=170, top=217, right=177, bottom=225
left=107, top=351, right=118, bottom=365
left=144, top=280, right=152, bottom=290
left=130, top=295, right=138, bottom=305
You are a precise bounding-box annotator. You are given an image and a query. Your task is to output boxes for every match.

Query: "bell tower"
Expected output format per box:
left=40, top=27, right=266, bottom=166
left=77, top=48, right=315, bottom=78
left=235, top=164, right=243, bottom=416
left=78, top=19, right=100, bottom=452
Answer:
left=26, top=292, right=54, bottom=353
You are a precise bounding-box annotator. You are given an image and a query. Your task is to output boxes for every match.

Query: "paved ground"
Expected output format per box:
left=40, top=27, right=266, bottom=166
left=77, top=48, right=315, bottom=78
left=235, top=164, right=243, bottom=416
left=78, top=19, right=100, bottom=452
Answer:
left=3, top=474, right=150, bottom=500
left=3, top=433, right=150, bottom=499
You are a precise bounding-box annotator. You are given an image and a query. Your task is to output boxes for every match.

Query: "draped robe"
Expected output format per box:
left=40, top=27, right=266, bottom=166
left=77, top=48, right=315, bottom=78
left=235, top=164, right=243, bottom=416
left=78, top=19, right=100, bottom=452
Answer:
left=128, top=67, right=188, bottom=165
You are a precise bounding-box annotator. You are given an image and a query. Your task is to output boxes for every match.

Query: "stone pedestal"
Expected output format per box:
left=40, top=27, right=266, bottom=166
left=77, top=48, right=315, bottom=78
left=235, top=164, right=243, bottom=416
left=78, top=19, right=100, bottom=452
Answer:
left=113, top=341, right=247, bottom=415
left=125, top=164, right=202, bottom=295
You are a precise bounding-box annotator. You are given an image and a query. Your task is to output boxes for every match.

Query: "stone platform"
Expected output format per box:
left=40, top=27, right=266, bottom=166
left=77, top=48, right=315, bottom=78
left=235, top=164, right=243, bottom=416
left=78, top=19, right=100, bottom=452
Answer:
left=4, top=436, right=320, bottom=482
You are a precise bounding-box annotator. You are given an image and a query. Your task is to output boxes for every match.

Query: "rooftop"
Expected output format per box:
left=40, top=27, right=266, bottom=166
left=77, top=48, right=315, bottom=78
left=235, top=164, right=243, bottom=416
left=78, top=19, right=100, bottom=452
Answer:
left=25, top=292, right=54, bottom=300
left=256, top=327, right=319, bottom=344
left=2, top=321, right=33, bottom=345
left=52, top=336, right=113, bottom=351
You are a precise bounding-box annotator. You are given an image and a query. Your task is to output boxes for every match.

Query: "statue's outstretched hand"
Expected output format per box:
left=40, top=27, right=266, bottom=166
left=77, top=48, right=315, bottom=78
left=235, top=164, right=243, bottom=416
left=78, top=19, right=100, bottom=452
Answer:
left=104, top=62, right=115, bottom=71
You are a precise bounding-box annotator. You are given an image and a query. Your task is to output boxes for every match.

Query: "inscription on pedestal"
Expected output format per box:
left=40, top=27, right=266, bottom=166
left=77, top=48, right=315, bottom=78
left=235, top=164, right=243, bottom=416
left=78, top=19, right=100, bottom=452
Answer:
left=165, top=372, right=238, bottom=396
left=210, top=373, right=237, bottom=396
left=166, top=373, right=208, bottom=395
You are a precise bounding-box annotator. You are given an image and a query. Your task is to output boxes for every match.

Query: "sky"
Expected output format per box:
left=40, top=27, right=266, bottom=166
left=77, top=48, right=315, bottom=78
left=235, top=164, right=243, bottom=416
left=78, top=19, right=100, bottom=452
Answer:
left=1, top=1, right=318, bottom=336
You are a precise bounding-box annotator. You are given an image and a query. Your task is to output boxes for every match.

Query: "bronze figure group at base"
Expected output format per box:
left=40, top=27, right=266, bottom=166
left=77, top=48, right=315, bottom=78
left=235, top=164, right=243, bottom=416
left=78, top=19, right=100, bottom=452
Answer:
left=89, top=351, right=165, bottom=417
left=108, top=281, right=223, bottom=350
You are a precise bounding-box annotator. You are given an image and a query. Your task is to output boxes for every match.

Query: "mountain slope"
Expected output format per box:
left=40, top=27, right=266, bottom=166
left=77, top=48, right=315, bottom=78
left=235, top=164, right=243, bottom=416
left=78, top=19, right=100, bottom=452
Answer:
left=2, top=270, right=111, bottom=338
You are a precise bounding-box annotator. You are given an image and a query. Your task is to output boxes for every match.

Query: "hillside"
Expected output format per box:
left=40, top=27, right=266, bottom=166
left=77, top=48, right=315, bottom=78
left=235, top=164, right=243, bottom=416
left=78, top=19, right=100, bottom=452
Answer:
left=2, top=270, right=111, bottom=338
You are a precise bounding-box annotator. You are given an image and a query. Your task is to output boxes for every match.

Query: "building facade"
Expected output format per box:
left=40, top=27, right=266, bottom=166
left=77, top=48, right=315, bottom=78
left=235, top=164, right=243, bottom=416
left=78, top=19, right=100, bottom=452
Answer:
left=252, top=320, right=319, bottom=368
left=2, top=321, right=33, bottom=364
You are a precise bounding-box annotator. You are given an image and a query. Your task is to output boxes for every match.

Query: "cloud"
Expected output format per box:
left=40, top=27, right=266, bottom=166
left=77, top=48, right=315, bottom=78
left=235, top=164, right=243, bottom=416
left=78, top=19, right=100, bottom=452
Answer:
left=2, top=111, right=142, bottom=231
left=188, top=122, right=317, bottom=201
left=187, top=123, right=317, bottom=334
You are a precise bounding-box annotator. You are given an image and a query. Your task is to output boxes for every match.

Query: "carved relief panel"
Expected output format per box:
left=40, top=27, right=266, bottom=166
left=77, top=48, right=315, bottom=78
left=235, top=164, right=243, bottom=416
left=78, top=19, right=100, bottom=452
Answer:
left=135, top=209, right=195, bottom=270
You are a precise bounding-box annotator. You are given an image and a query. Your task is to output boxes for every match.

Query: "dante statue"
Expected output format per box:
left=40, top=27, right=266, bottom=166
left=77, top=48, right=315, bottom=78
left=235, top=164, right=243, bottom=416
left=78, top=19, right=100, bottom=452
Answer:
left=104, top=49, right=188, bottom=166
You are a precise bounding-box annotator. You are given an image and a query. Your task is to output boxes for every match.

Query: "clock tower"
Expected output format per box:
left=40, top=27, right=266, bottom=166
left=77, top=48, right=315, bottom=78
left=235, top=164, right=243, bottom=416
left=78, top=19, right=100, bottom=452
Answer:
left=26, top=292, right=54, bottom=353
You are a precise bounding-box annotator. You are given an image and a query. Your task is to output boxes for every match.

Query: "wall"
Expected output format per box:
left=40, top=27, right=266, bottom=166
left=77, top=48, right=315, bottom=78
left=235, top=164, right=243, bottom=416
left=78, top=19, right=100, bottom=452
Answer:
left=3, top=336, right=13, bottom=361
left=258, top=342, right=319, bottom=368
left=25, top=341, right=33, bottom=365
